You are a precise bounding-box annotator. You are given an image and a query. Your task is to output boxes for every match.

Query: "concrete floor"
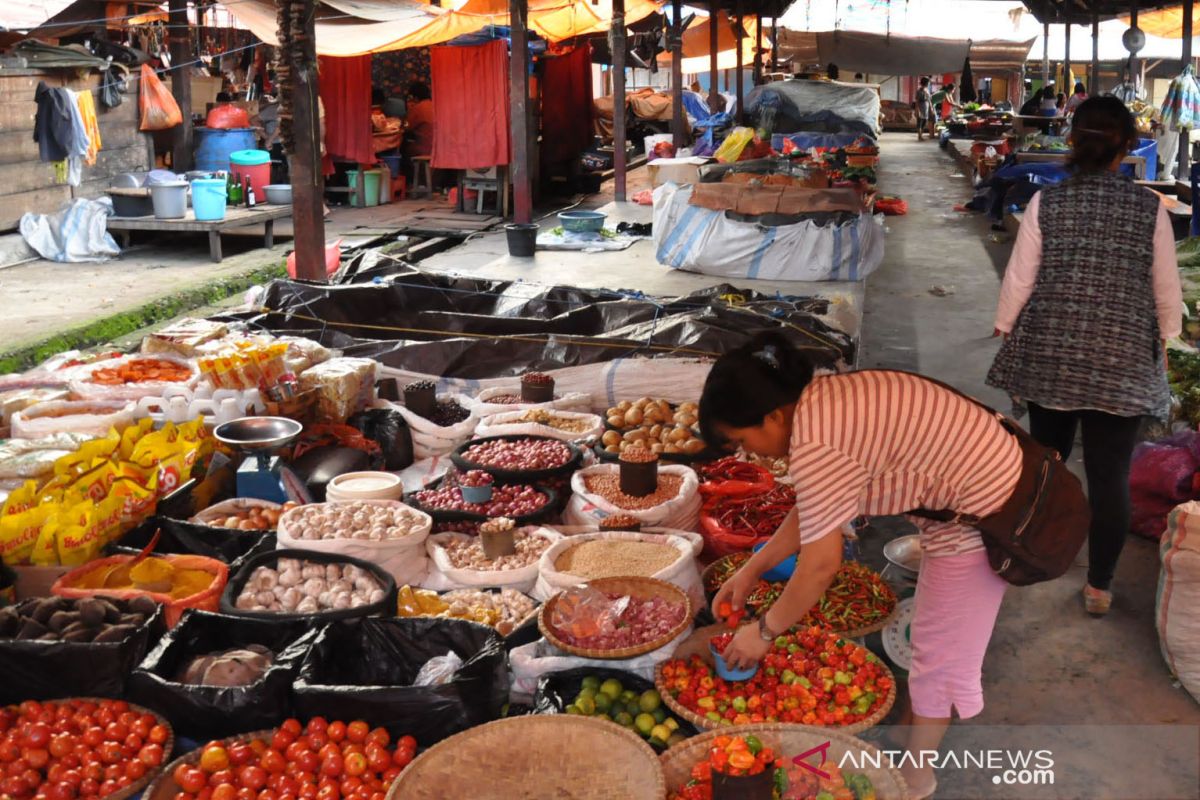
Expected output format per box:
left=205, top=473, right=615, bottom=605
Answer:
left=860, top=134, right=1200, bottom=742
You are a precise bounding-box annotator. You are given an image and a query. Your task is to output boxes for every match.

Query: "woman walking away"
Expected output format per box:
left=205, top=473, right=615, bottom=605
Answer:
left=988, top=96, right=1181, bottom=616
left=701, top=334, right=1024, bottom=799
left=915, top=77, right=933, bottom=141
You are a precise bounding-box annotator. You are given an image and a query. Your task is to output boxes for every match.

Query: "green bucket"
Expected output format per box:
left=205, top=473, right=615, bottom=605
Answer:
left=348, top=169, right=381, bottom=207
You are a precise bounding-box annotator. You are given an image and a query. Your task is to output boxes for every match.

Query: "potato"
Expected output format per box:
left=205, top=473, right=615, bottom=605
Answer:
left=604, top=444, right=620, bottom=453
left=48, top=611, right=78, bottom=633
left=223, top=516, right=242, bottom=528
left=651, top=443, right=665, bottom=454
left=601, top=430, right=621, bottom=447
left=624, top=408, right=644, bottom=426
left=669, top=426, right=690, bottom=443
left=683, top=438, right=707, bottom=454
left=617, top=401, right=632, bottom=412
left=648, top=424, right=663, bottom=440
left=238, top=519, right=259, bottom=531
left=607, top=414, right=625, bottom=428
left=623, top=429, right=647, bottom=442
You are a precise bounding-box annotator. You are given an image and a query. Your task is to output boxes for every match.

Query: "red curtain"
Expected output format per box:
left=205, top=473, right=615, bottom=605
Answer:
left=318, top=55, right=374, bottom=171
left=430, top=40, right=511, bottom=169
left=540, top=44, right=593, bottom=165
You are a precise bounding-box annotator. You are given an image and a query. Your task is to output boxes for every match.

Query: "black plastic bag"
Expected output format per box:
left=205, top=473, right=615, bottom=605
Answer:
left=348, top=408, right=415, bottom=471
left=127, top=610, right=322, bottom=739
left=533, top=666, right=699, bottom=745
left=220, top=549, right=397, bottom=622
left=292, top=617, right=508, bottom=745
left=0, top=600, right=167, bottom=704
left=107, top=516, right=276, bottom=566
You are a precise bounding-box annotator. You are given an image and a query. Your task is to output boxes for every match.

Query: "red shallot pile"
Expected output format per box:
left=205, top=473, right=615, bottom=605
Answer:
left=461, top=438, right=572, bottom=470
left=413, top=484, right=549, bottom=517
left=556, top=594, right=686, bottom=650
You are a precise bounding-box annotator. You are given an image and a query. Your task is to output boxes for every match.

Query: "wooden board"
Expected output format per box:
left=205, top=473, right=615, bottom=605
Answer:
left=0, top=184, right=70, bottom=231
left=106, top=204, right=292, bottom=232
left=396, top=211, right=502, bottom=237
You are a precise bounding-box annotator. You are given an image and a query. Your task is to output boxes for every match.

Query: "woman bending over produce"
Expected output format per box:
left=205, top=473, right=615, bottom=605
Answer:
left=700, top=333, right=1022, bottom=800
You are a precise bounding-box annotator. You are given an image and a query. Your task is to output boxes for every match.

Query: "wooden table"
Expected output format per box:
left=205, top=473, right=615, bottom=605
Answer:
left=1014, top=150, right=1148, bottom=179
left=106, top=204, right=292, bottom=262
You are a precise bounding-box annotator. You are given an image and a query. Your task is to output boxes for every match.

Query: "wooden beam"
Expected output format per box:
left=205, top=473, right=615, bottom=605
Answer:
left=754, top=13, right=763, bottom=86
left=709, top=3, right=720, bottom=112
left=1130, top=1, right=1140, bottom=94
left=612, top=0, right=627, bottom=202
left=288, top=0, right=327, bottom=282
left=771, top=17, right=778, bottom=73
left=168, top=0, right=193, bottom=172
left=1181, top=0, right=1194, bottom=180
left=1091, top=12, right=1099, bottom=93
left=1042, top=21, right=1050, bottom=87
left=671, top=1, right=685, bottom=148
left=509, top=0, right=532, bottom=223
left=735, top=1, right=744, bottom=123
left=1063, top=19, right=1070, bottom=90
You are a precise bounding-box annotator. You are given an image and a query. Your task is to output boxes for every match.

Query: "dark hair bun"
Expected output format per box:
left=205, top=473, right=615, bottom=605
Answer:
left=1069, top=96, right=1138, bottom=172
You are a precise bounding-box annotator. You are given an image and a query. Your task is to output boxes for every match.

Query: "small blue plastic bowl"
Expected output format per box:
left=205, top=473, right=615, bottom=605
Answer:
left=558, top=210, right=607, bottom=233
left=752, top=541, right=797, bottom=582
left=710, top=642, right=759, bottom=681
left=460, top=484, right=494, bottom=504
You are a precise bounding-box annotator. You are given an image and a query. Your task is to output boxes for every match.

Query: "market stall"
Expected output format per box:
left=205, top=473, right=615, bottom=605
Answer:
left=0, top=259, right=911, bottom=798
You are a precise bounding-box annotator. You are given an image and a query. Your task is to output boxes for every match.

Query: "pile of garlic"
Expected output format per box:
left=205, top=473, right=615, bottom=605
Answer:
left=282, top=501, right=428, bottom=542
left=234, top=558, right=385, bottom=614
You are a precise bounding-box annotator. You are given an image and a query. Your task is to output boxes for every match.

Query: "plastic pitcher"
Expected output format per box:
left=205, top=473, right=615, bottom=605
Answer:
left=191, top=178, right=227, bottom=221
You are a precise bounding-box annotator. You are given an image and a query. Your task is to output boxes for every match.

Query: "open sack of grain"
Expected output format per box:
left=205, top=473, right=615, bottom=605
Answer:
left=533, top=531, right=702, bottom=609
left=564, top=464, right=702, bottom=531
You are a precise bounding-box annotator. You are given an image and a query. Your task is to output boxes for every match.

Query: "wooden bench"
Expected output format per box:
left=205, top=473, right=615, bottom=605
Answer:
left=106, top=204, right=292, bottom=263
left=1014, top=151, right=1148, bottom=179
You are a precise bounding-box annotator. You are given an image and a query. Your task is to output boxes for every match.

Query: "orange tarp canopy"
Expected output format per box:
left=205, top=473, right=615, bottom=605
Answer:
left=657, top=12, right=764, bottom=74
left=227, top=0, right=662, bottom=57
left=1120, top=6, right=1200, bottom=38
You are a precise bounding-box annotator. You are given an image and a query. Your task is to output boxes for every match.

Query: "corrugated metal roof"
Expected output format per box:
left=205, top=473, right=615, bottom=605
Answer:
left=0, top=0, right=77, bottom=32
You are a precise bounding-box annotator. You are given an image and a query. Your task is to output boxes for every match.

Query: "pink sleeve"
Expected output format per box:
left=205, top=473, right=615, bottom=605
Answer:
left=994, top=192, right=1043, bottom=333
left=1152, top=203, right=1183, bottom=339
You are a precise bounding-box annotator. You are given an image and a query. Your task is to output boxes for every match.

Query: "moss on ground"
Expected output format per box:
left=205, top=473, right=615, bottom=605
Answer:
left=0, top=262, right=285, bottom=375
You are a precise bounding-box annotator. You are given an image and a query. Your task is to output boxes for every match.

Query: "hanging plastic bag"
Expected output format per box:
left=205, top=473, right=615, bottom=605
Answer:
left=713, top=127, right=756, bottom=164
left=139, top=64, right=183, bottom=131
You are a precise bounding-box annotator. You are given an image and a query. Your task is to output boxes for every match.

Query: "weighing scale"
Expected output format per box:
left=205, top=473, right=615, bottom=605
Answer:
left=213, top=416, right=303, bottom=503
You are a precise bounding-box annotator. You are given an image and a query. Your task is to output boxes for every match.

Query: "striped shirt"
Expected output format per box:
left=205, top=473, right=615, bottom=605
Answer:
left=788, top=371, right=1023, bottom=557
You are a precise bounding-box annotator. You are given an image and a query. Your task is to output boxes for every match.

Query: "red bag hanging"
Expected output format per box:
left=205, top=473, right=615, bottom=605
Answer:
left=139, top=63, right=183, bottom=131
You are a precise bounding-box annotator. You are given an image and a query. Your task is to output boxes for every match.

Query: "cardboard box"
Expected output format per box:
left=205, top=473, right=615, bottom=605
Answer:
left=648, top=157, right=711, bottom=187
left=192, top=75, right=223, bottom=116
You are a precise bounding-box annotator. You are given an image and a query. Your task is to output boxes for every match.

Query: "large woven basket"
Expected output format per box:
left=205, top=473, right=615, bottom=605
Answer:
left=69, top=699, right=174, bottom=800
left=659, top=723, right=909, bottom=800
left=143, top=730, right=271, bottom=800
left=538, top=576, right=692, bottom=659
left=387, top=715, right=665, bottom=799
left=654, top=625, right=896, bottom=735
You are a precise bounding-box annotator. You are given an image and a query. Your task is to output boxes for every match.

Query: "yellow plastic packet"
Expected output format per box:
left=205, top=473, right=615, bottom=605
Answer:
left=109, top=475, right=158, bottom=524
left=1, top=481, right=41, bottom=517
left=52, top=430, right=121, bottom=482
left=119, top=418, right=154, bottom=461
left=0, top=504, right=56, bottom=565
left=50, top=493, right=125, bottom=566
left=70, top=460, right=120, bottom=504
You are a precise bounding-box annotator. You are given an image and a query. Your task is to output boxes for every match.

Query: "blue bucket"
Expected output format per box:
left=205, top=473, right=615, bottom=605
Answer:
left=191, top=178, right=227, bottom=221
left=194, top=127, right=256, bottom=173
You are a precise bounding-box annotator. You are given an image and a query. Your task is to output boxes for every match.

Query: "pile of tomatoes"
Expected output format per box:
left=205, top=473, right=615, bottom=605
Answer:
left=0, top=698, right=169, bottom=800
left=169, top=718, right=417, bottom=800
left=661, top=627, right=893, bottom=728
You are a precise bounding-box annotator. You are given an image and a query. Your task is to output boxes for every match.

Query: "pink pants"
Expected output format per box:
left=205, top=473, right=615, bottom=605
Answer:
left=908, top=547, right=1008, bottom=719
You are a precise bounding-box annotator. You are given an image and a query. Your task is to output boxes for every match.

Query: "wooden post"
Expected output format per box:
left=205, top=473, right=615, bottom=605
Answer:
left=509, top=0, right=532, bottom=223
left=168, top=0, right=193, bottom=171
left=671, top=0, right=685, bottom=148
left=734, top=1, right=744, bottom=123
left=1063, top=20, right=1070, bottom=93
left=708, top=5, right=720, bottom=112
left=1042, top=21, right=1050, bottom=89
left=1130, top=3, right=1139, bottom=95
left=289, top=0, right=327, bottom=281
left=612, top=0, right=627, bottom=202
left=1181, top=0, right=1194, bottom=180
left=1091, top=13, right=1099, bottom=93
left=771, top=17, right=778, bottom=73
left=754, top=14, right=763, bottom=86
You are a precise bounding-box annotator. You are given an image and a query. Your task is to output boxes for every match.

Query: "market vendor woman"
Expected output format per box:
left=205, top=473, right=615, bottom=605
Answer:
left=701, top=334, right=1022, bottom=800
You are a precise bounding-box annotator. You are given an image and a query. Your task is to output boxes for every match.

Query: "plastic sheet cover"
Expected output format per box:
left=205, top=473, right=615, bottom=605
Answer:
left=221, top=257, right=853, bottom=378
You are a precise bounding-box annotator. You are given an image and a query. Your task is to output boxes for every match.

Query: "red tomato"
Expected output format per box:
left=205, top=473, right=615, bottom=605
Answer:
left=275, top=777, right=298, bottom=796
left=343, top=724, right=367, bottom=746
left=315, top=785, right=337, bottom=800
left=148, top=725, right=169, bottom=746
left=60, top=768, right=81, bottom=788
left=7, top=757, right=30, bottom=778
left=284, top=740, right=308, bottom=763
left=339, top=745, right=363, bottom=759
left=296, top=752, right=318, bottom=775
left=341, top=753, right=366, bottom=779
left=103, top=723, right=128, bottom=743
left=211, top=784, right=238, bottom=800
left=304, top=719, right=327, bottom=738
left=124, top=760, right=147, bottom=781
left=18, top=703, right=41, bottom=719
left=209, top=770, right=235, bottom=789
left=176, top=765, right=204, bottom=792
left=380, top=769, right=399, bottom=786
left=60, top=755, right=81, bottom=771
left=0, top=742, right=18, bottom=763
left=197, top=788, right=214, bottom=800
left=317, top=745, right=340, bottom=764
left=248, top=741, right=267, bottom=758
left=297, top=784, right=317, bottom=800
left=323, top=724, right=344, bottom=745
left=306, top=733, right=328, bottom=753
left=391, top=746, right=413, bottom=770
left=98, top=743, right=122, bottom=765
left=79, top=779, right=99, bottom=797
left=173, top=793, right=193, bottom=800
left=239, top=767, right=268, bottom=791
left=24, top=724, right=51, bottom=750
left=80, top=729, right=102, bottom=749
left=138, top=744, right=164, bottom=766
left=365, top=748, right=389, bottom=775
left=81, top=764, right=101, bottom=783
left=260, top=750, right=285, bottom=775
left=92, top=710, right=113, bottom=729
left=365, top=730, right=388, bottom=750
left=48, top=736, right=73, bottom=760
left=130, top=719, right=150, bottom=742
left=280, top=721, right=302, bottom=739
left=235, top=788, right=255, bottom=800
left=396, top=737, right=415, bottom=753
left=257, top=792, right=278, bottom=800
left=227, top=745, right=253, bottom=768
left=319, top=756, right=342, bottom=779
left=25, top=749, right=49, bottom=770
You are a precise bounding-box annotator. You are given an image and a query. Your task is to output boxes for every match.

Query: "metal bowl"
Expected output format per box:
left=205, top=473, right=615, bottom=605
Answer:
left=557, top=210, right=606, bottom=233
left=213, top=416, right=303, bottom=452
left=883, top=534, right=922, bottom=577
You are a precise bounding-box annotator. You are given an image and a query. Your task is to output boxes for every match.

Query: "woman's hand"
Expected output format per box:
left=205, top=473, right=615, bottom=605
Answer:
left=711, top=568, right=757, bottom=618
left=721, top=622, right=772, bottom=670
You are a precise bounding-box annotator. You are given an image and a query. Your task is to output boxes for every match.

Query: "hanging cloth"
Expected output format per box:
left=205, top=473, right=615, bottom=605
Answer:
left=540, top=44, right=593, bottom=165
left=959, top=57, right=977, bottom=104
left=317, top=54, right=376, bottom=171
left=76, top=88, right=102, bottom=166
left=1161, top=64, right=1200, bottom=132
left=430, top=39, right=510, bottom=169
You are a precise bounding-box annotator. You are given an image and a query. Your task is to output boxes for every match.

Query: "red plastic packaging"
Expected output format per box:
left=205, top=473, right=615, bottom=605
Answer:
left=206, top=104, right=251, bottom=129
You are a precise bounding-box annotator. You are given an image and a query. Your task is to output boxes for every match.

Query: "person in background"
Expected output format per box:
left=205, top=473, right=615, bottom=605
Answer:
left=1019, top=89, right=1042, bottom=117
left=1064, top=81, right=1088, bottom=116
left=826, top=63, right=840, bottom=81
left=915, top=76, right=934, bottom=141
left=854, top=72, right=865, bottom=82
left=402, top=81, right=434, bottom=160
left=988, top=97, right=1182, bottom=616
left=930, top=82, right=960, bottom=120
left=1056, top=92, right=1066, bottom=111
left=1040, top=87, right=1059, bottom=115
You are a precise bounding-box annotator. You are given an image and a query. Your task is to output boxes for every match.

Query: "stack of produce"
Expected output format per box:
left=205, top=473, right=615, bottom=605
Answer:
left=564, top=676, right=687, bottom=748
left=233, top=558, right=386, bottom=614
left=0, top=596, right=157, bottom=644
left=698, top=457, right=796, bottom=558
left=600, top=398, right=705, bottom=458
left=396, top=585, right=537, bottom=635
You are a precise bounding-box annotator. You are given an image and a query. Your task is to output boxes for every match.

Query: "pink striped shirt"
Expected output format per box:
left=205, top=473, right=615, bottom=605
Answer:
left=788, top=371, right=1023, bottom=557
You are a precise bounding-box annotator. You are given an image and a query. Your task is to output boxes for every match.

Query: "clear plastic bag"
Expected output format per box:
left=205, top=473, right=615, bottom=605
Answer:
left=414, top=651, right=463, bottom=687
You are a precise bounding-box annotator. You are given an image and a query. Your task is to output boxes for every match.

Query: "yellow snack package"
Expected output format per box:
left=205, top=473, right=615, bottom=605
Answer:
left=52, top=430, right=121, bottom=481
left=69, top=460, right=120, bottom=504
left=109, top=475, right=158, bottom=524
left=0, top=504, right=56, bottom=565
left=119, top=418, right=154, bottom=461
left=51, top=493, right=124, bottom=566
left=1, top=481, right=41, bottom=517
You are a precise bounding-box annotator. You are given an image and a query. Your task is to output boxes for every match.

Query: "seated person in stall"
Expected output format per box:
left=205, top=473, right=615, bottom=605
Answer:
left=403, top=82, right=435, bottom=162
left=1064, top=82, right=1088, bottom=116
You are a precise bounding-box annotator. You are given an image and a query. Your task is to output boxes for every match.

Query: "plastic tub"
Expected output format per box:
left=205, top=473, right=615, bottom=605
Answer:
left=191, top=178, right=227, bottom=221
left=347, top=169, right=381, bottom=207
left=710, top=642, right=758, bottom=681
left=325, top=471, right=404, bottom=502
left=150, top=181, right=189, bottom=219
left=557, top=210, right=606, bottom=233
left=193, top=127, right=255, bottom=173
left=505, top=223, right=538, bottom=257
left=230, top=149, right=271, bottom=199
left=1122, top=138, right=1158, bottom=181
left=752, top=540, right=797, bottom=582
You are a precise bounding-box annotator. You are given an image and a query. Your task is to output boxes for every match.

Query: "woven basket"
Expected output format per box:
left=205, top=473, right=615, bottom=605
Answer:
left=67, top=699, right=174, bottom=800
left=538, top=576, right=692, bottom=659
left=653, top=628, right=897, bottom=735
left=387, top=715, right=665, bottom=800
left=659, top=723, right=909, bottom=800
left=143, top=730, right=272, bottom=800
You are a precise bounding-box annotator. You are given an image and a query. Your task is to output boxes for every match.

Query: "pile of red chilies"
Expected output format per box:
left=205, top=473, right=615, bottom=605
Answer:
left=706, top=484, right=796, bottom=539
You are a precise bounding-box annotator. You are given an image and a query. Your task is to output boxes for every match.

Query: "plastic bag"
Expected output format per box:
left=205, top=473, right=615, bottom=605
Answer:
left=12, top=399, right=137, bottom=439
left=53, top=554, right=229, bottom=627
left=0, top=597, right=166, bottom=704
left=1157, top=501, right=1200, bottom=704
left=292, top=617, right=507, bottom=745
left=205, top=104, right=250, bottom=129
left=713, top=126, right=756, bottom=163
left=1130, top=432, right=1200, bottom=541
left=470, top=387, right=592, bottom=421
left=414, top=651, right=463, bottom=686
left=348, top=408, right=415, bottom=471
left=474, top=409, right=604, bottom=443
left=138, top=63, right=183, bottom=131
left=107, top=516, right=276, bottom=566
left=68, top=355, right=200, bottom=403
left=423, top=527, right=561, bottom=593
left=127, top=609, right=321, bottom=738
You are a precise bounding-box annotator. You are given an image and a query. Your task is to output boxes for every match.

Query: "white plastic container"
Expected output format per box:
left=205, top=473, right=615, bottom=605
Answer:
left=325, top=471, right=404, bottom=502
left=150, top=181, right=189, bottom=219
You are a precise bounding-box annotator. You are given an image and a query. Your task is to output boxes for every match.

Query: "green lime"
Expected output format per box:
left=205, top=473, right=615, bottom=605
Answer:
left=648, top=736, right=666, bottom=749
left=625, top=701, right=642, bottom=718
left=664, top=718, right=679, bottom=732
left=577, top=687, right=596, bottom=701
left=638, top=690, right=662, bottom=713
left=619, top=690, right=638, bottom=705
left=565, top=704, right=583, bottom=715
left=593, top=693, right=612, bottom=714
left=575, top=695, right=596, bottom=715
left=615, top=712, right=634, bottom=727
left=600, top=678, right=624, bottom=700
left=651, top=707, right=666, bottom=724
left=594, top=713, right=612, bottom=722
left=581, top=676, right=601, bottom=691
left=634, top=713, right=656, bottom=736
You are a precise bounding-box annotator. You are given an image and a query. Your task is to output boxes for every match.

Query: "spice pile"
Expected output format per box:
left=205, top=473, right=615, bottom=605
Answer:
left=661, top=627, right=892, bottom=727
left=282, top=501, right=427, bottom=541
left=397, top=585, right=537, bottom=635
left=460, top=438, right=573, bottom=471
left=439, top=529, right=550, bottom=571
left=554, top=539, right=679, bottom=579
left=412, top=484, right=549, bottom=517
left=583, top=473, right=684, bottom=509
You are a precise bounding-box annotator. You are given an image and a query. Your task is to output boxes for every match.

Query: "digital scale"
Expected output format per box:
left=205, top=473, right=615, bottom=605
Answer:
left=213, top=416, right=303, bottom=503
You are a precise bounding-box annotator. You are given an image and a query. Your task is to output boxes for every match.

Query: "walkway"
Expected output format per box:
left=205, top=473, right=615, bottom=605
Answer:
left=862, top=133, right=1200, bottom=746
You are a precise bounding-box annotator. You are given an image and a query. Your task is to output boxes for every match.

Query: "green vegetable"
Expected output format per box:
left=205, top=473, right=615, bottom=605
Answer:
left=744, top=735, right=764, bottom=755
left=847, top=773, right=876, bottom=800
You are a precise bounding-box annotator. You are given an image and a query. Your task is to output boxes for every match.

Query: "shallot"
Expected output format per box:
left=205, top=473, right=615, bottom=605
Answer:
left=461, top=438, right=572, bottom=471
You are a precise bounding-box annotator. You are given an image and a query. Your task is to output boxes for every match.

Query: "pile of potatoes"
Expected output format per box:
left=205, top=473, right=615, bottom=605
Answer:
left=600, top=398, right=705, bottom=456
left=0, top=596, right=157, bottom=643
